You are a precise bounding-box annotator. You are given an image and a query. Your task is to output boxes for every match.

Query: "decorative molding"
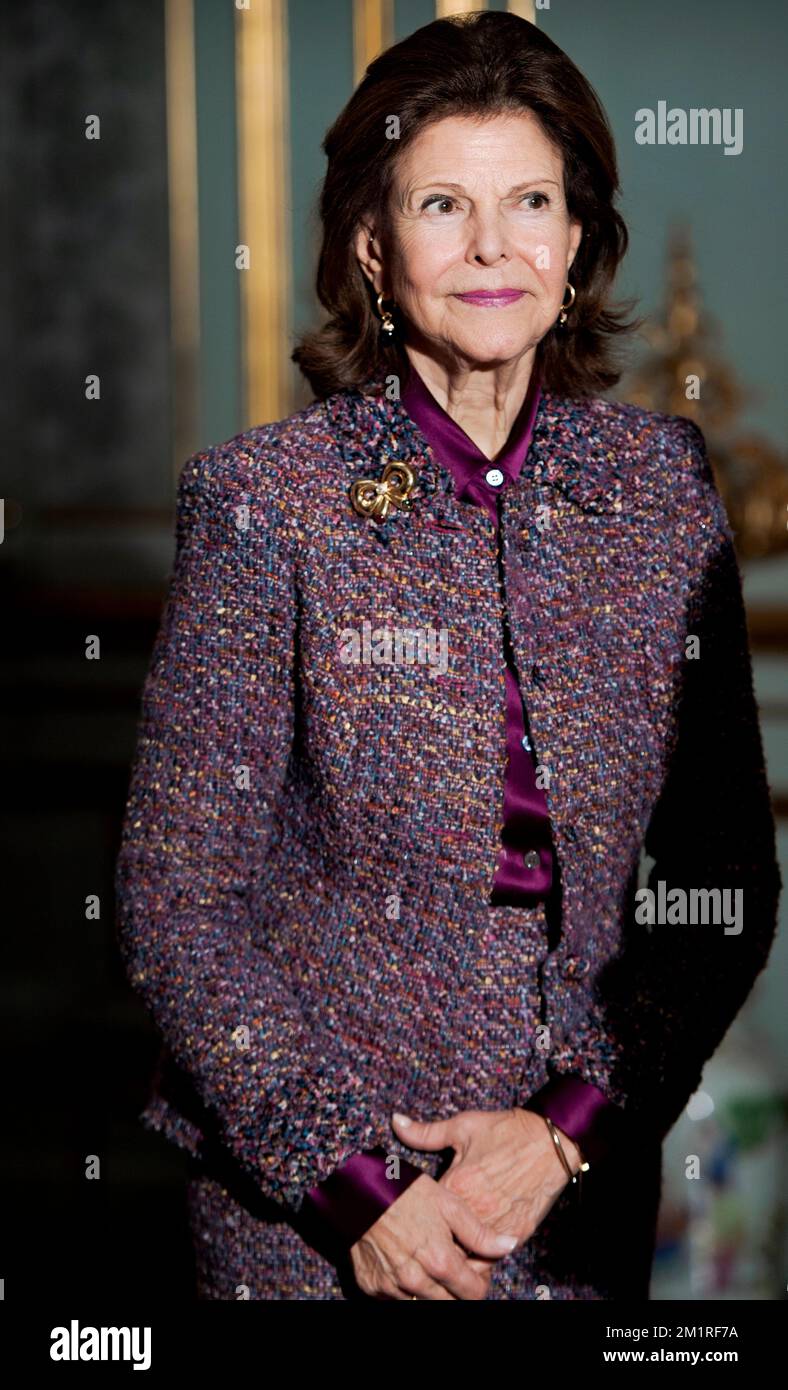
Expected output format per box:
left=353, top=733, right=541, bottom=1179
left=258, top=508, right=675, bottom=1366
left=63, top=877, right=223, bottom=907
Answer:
left=353, top=0, right=393, bottom=84
left=436, top=0, right=487, bottom=14
left=235, top=0, right=292, bottom=426
left=507, top=0, right=537, bottom=21
left=164, top=0, right=200, bottom=486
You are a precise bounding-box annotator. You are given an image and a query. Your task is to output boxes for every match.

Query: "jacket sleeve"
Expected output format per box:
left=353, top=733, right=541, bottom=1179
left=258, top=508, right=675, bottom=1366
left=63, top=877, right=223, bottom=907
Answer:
left=525, top=1074, right=628, bottom=1166
left=544, top=420, right=782, bottom=1144
left=298, top=1149, right=424, bottom=1260
left=114, top=442, right=398, bottom=1213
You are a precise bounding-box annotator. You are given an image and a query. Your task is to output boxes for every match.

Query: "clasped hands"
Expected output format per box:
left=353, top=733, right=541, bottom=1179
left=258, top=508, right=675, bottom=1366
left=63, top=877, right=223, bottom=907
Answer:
left=349, top=1106, right=584, bottom=1300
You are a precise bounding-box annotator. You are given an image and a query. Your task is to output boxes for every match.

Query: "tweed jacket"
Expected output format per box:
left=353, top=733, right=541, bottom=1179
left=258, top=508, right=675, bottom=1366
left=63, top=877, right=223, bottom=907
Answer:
left=114, top=375, right=782, bottom=1216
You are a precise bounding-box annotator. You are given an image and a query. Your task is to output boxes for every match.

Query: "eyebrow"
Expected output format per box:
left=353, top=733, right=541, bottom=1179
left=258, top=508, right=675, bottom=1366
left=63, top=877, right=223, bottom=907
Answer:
left=407, top=178, right=561, bottom=196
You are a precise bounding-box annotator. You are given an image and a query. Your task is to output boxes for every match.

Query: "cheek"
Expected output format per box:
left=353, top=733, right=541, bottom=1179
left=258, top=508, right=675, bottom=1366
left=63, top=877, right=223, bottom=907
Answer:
left=396, top=237, right=458, bottom=307
left=513, top=223, right=571, bottom=283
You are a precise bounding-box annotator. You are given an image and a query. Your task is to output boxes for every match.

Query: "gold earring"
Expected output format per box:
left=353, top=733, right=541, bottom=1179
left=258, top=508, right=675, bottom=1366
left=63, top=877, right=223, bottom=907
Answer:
left=558, top=282, right=576, bottom=326
left=376, top=291, right=396, bottom=336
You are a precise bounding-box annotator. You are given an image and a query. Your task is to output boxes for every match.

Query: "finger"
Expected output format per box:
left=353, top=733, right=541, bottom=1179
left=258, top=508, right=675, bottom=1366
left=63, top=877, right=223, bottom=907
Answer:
left=444, top=1195, right=520, bottom=1260
left=466, top=1257, right=495, bottom=1294
left=391, top=1112, right=456, bottom=1151
left=463, top=1250, right=496, bottom=1284
left=419, top=1241, right=492, bottom=1301
left=393, top=1253, right=459, bottom=1301
left=404, top=1282, right=457, bottom=1301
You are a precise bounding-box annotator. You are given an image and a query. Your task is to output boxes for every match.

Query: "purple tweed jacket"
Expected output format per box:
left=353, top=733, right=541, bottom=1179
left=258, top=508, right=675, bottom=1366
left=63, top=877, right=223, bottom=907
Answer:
left=114, top=374, right=782, bottom=1220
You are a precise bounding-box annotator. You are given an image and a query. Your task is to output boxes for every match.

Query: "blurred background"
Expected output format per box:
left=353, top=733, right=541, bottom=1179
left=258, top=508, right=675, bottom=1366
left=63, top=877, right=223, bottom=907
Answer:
left=3, top=0, right=786, bottom=1301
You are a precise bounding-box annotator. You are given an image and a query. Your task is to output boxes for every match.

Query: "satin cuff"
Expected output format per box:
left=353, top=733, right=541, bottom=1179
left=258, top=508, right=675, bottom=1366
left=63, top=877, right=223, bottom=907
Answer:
left=297, top=1147, right=423, bottom=1256
left=526, top=1073, right=629, bottom=1167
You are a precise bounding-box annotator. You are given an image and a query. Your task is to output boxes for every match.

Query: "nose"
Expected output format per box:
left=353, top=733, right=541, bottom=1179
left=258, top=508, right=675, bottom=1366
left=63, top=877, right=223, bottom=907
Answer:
left=466, top=206, right=512, bottom=266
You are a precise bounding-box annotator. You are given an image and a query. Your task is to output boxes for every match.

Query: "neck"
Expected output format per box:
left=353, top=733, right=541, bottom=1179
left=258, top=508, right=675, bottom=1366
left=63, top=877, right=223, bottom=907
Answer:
left=403, top=343, right=537, bottom=461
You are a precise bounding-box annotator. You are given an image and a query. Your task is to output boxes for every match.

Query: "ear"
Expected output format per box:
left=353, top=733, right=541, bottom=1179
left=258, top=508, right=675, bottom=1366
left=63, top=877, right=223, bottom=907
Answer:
left=566, top=217, right=583, bottom=272
left=354, top=219, right=386, bottom=296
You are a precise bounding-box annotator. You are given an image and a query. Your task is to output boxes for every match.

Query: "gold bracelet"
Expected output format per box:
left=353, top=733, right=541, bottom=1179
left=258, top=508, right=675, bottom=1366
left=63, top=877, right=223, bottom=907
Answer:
left=543, top=1117, right=590, bottom=1201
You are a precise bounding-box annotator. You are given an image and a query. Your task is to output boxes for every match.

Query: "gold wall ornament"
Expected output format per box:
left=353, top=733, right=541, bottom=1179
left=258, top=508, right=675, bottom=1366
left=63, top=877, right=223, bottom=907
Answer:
left=623, top=222, right=788, bottom=561
left=350, top=460, right=417, bottom=521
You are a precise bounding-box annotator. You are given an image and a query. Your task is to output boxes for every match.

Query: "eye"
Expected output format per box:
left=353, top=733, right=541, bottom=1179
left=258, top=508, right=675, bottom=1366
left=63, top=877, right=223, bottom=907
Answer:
left=420, top=195, right=458, bottom=214
left=521, top=191, right=550, bottom=209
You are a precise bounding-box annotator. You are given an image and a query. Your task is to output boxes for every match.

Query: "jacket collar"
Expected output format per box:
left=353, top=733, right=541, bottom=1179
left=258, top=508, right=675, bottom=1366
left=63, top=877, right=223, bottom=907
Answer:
left=324, top=371, right=627, bottom=541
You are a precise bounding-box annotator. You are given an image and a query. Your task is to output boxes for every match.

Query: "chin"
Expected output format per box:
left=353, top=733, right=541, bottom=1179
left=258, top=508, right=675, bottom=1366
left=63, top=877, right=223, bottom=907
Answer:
left=449, top=335, right=535, bottom=367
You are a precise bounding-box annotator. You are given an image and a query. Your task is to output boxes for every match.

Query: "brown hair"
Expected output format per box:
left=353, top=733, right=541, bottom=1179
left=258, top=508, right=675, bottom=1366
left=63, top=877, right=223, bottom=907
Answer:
left=292, top=11, right=640, bottom=400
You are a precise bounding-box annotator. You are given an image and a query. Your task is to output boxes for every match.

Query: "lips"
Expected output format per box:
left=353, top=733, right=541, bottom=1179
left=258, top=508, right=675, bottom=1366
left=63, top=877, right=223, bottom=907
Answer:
left=453, top=290, right=526, bottom=306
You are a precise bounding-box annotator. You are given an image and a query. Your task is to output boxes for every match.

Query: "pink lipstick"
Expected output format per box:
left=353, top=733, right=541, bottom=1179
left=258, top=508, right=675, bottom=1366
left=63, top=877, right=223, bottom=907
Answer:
left=453, top=289, right=526, bottom=307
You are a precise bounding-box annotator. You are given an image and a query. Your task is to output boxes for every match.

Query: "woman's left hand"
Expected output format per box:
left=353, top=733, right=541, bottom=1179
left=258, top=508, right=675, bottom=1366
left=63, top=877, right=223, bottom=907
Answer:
left=390, top=1107, right=582, bottom=1259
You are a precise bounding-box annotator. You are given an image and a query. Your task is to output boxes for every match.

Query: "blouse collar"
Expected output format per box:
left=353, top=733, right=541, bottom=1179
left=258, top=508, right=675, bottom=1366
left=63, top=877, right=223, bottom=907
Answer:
left=399, top=359, right=543, bottom=500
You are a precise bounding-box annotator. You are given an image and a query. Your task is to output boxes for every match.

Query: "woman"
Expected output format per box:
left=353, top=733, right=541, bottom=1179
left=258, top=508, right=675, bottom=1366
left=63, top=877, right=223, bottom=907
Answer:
left=115, top=12, right=781, bottom=1300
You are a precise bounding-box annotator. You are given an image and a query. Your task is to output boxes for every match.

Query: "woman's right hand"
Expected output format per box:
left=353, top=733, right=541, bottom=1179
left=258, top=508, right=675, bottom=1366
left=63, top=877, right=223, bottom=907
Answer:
left=348, top=1173, right=519, bottom=1299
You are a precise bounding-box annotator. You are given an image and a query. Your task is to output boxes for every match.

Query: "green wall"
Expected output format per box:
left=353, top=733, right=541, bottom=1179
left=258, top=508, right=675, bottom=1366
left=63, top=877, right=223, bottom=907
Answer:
left=194, top=0, right=788, bottom=445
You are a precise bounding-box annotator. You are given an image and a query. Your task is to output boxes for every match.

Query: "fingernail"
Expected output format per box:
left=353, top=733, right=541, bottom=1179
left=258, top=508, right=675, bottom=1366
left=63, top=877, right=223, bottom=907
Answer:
left=495, top=1234, right=518, bottom=1253
left=392, top=1112, right=412, bottom=1126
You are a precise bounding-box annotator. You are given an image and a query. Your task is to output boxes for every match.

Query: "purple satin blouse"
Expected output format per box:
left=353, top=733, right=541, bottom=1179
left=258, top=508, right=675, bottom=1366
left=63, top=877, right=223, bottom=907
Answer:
left=297, top=362, right=625, bottom=1253
left=402, top=360, right=552, bottom=904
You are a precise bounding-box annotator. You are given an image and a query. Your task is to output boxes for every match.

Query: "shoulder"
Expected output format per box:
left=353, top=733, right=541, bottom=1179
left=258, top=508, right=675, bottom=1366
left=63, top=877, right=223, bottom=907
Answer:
left=568, top=393, right=730, bottom=539
left=179, top=396, right=341, bottom=502
left=570, top=393, right=707, bottom=468
left=174, top=396, right=345, bottom=547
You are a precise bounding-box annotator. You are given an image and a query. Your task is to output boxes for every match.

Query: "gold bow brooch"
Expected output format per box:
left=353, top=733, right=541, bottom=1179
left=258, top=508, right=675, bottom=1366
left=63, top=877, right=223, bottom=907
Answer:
left=350, top=460, right=417, bottom=523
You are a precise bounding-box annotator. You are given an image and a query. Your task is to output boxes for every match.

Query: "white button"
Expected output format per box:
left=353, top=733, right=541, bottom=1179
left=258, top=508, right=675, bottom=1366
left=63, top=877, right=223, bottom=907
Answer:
left=485, top=468, right=505, bottom=487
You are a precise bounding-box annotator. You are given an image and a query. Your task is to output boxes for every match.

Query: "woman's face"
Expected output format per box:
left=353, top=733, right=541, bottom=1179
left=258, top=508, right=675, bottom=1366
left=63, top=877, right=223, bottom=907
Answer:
left=356, top=111, right=583, bottom=370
